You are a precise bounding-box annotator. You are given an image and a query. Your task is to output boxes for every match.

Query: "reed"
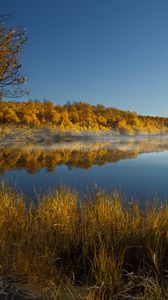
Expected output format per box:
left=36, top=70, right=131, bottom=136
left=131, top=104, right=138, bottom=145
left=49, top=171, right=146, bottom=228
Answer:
left=0, top=183, right=167, bottom=299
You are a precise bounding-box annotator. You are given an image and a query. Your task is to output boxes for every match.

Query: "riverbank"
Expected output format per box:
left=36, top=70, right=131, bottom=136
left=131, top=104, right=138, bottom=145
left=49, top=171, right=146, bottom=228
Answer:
left=0, top=184, right=167, bottom=299
left=1, top=125, right=168, bottom=147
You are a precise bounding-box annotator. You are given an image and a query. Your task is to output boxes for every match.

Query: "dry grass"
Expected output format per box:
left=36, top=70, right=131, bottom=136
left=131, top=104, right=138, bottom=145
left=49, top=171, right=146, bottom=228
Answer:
left=0, top=183, right=167, bottom=299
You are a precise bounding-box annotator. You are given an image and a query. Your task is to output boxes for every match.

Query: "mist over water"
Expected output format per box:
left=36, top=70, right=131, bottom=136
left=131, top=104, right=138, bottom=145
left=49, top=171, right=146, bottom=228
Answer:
left=1, top=134, right=168, bottom=204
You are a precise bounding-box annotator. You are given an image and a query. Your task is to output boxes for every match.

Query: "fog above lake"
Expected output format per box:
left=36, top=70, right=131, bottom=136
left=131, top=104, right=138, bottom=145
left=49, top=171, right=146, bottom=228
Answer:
left=1, top=134, right=168, bottom=203
left=1, top=134, right=168, bottom=172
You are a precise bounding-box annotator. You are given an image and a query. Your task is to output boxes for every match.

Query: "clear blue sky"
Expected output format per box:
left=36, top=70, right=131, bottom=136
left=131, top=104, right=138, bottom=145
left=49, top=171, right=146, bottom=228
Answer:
left=1, top=0, right=168, bottom=116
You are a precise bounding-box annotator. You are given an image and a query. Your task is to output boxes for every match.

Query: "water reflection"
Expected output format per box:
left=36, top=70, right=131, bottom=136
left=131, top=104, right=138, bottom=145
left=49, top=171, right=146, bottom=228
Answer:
left=1, top=136, right=168, bottom=173
left=1, top=135, right=168, bottom=202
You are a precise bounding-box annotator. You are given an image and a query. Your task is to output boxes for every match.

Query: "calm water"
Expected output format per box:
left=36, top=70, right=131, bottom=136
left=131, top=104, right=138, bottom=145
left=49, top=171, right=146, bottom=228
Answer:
left=1, top=135, right=168, bottom=204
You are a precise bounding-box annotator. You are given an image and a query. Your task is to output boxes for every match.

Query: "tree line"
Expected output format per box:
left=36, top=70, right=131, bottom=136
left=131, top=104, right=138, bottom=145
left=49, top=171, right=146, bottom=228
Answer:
left=0, top=100, right=168, bottom=134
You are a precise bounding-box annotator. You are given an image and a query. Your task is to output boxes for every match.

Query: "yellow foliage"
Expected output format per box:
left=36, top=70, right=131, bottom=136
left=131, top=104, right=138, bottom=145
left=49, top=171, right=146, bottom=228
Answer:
left=0, top=100, right=168, bottom=134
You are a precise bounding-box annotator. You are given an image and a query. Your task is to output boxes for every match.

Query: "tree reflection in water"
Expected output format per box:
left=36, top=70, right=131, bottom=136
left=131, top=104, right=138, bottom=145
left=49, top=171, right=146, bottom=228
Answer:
left=1, top=136, right=168, bottom=174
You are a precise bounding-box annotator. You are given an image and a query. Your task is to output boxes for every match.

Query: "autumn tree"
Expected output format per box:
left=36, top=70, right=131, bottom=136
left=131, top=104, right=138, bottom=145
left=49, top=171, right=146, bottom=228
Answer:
left=0, top=100, right=168, bottom=137
left=0, top=16, right=29, bottom=99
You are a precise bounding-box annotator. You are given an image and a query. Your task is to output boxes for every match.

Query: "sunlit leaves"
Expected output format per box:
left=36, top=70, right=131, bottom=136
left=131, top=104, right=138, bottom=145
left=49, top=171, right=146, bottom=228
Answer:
left=0, top=100, right=167, bottom=134
left=0, top=17, right=29, bottom=98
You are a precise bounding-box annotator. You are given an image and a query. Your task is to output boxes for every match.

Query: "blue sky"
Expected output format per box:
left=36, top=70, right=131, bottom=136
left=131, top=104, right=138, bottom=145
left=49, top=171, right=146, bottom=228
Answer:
left=1, top=0, right=168, bottom=116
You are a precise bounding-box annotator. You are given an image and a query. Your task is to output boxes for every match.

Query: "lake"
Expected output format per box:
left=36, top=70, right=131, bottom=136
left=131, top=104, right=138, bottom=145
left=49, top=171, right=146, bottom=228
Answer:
left=1, top=135, right=168, bottom=205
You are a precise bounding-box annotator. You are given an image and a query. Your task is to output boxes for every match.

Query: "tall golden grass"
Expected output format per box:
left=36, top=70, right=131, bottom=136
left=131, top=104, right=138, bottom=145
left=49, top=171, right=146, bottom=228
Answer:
left=0, top=183, right=167, bottom=299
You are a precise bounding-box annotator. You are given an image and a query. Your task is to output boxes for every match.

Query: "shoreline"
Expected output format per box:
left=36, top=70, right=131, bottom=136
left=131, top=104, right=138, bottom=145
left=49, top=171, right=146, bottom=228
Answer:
left=1, top=126, right=168, bottom=147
